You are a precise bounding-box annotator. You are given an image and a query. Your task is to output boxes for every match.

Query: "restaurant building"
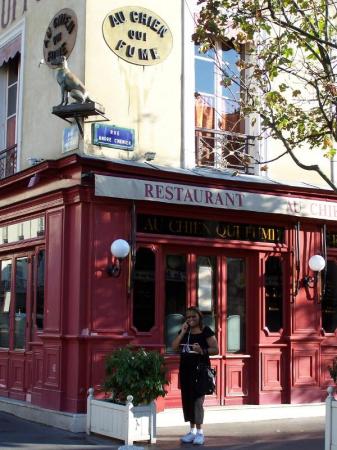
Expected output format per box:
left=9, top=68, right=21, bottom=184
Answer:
left=0, top=152, right=335, bottom=424
left=0, top=0, right=336, bottom=428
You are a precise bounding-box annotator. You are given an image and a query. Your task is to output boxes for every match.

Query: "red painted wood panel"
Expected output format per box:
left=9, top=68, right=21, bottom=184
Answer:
left=0, top=353, right=8, bottom=390
left=9, top=355, right=25, bottom=400
left=261, top=351, right=282, bottom=391
left=92, top=204, right=130, bottom=333
left=225, top=358, right=248, bottom=397
left=44, top=210, right=64, bottom=333
left=44, top=346, right=61, bottom=388
left=32, top=350, right=43, bottom=387
left=293, top=349, right=318, bottom=386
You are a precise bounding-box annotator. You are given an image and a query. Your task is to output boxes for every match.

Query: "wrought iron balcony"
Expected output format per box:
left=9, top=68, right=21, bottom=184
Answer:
left=195, top=127, right=255, bottom=174
left=0, top=145, right=17, bottom=179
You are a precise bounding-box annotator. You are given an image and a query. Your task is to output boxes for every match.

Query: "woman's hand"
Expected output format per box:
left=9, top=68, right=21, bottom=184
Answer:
left=191, top=343, right=203, bottom=354
left=171, top=321, right=189, bottom=352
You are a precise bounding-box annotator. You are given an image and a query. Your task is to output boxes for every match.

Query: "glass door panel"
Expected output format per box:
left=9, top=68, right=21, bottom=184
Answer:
left=264, top=256, right=283, bottom=332
left=197, top=255, right=216, bottom=332
left=0, top=259, right=11, bottom=348
left=322, top=259, right=337, bottom=333
left=132, top=247, right=156, bottom=332
left=226, top=257, right=246, bottom=353
left=165, top=254, right=186, bottom=351
left=14, top=257, right=28, bottom=349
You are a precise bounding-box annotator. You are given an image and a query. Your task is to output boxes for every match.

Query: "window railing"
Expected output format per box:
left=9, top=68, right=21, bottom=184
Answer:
left=195, top=128, right=255, bottom=174
left=0, top=144, right=17, bottom=179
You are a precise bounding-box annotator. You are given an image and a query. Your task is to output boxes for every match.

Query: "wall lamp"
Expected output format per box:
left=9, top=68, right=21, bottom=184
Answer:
left=302, top=254, right=326, bottom=288
left=107, top=239, right=130, bottom=277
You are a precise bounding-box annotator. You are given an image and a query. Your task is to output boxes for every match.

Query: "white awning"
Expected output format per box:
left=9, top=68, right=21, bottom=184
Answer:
left=95, top=174, right=337, bottom=222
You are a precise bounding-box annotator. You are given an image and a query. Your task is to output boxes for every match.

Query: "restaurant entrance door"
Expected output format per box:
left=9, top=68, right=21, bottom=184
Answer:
left=164, top=248, right=254, bottom=405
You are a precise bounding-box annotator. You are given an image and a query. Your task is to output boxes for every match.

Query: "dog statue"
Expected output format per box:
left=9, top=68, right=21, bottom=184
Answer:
left=53, top=56, right=92, bottom=106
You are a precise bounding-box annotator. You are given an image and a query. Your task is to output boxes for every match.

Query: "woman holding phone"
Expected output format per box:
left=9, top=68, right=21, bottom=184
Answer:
left=171, top=306, right=218, bottom=445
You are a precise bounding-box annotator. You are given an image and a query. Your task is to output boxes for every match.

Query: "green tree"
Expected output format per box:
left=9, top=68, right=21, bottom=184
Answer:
left=193, top=0, right=337, bottom=190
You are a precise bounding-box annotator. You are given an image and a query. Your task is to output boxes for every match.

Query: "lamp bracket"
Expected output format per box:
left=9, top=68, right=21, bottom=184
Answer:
left=107, top=258, right=121, bottom=277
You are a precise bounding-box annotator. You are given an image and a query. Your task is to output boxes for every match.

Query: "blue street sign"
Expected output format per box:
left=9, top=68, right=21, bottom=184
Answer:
left=92, top=124, right=134, bottom=150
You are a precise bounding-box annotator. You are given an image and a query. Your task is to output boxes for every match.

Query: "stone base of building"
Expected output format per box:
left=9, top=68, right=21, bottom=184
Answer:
left=0, top=396, right=86, bottom=432
left=0, top=395, right=325, bottom=433
left=156, top=402, right=325, bottom=427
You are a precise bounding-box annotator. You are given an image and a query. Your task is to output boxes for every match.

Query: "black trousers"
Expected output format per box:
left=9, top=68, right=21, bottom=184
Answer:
left=181, top=382, right=205, bottom=424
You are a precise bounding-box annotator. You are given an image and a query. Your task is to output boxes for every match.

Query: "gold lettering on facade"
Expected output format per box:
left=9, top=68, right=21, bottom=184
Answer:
left=261, top=227, right=275, bottom=241
left=138, top=215, right=284, bottom=243
left=143, top=217, right=158, bottom=232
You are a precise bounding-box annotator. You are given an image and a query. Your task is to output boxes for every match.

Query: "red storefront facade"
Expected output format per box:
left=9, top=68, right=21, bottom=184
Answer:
left=0, top=154, right=336, bottom=415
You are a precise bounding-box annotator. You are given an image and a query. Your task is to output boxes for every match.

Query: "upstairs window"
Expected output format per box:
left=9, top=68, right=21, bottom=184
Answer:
left=0, top=44, right=20, bottom=178
left=195, top=42, right=250, bottom=171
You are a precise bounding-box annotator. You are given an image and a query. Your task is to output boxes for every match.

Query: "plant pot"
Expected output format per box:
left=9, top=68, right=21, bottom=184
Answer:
left=86, top=388, right=156, bottom=445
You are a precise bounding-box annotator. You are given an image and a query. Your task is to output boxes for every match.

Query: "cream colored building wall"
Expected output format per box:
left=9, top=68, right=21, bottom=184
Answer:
left=1, top=0, right=182, bottom=169
left=84, top=0, right=182, bottom=166
left=1, top=0, right=332, bottom=187
left=265, top=138, right=333, bottom=189
left=0, top=0, right=87, bottom=169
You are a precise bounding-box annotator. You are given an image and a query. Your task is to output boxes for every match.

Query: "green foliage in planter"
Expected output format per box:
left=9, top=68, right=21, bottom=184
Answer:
left=328, top=357, right=337, bottom=383
left=103, top=347, right=168, bottom=406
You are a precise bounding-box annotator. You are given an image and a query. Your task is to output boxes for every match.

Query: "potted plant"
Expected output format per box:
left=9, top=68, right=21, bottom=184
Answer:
left=328, top=357, right=337, bottom=384
left=86, top=347, right=168, bottom=445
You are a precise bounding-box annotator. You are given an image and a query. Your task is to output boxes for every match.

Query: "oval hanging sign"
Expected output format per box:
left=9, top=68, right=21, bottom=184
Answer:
left=43, top=8, right=78, bottom=67
left=102, top=6, right=173, bottom=66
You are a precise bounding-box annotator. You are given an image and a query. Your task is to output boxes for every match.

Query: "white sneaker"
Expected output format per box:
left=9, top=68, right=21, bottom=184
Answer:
left=181, top=431, right=197, bottom=443
left=193, top=433, right=205, bottom=445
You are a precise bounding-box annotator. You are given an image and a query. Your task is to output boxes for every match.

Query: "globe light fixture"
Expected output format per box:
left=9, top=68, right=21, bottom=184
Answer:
left=107, top=239, right=130, bottom=277
left=303, top=254, right=326, bottom=288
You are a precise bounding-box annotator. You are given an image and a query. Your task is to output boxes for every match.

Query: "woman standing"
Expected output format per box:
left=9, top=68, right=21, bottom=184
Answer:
left=172, top=307, right=219, bottom=445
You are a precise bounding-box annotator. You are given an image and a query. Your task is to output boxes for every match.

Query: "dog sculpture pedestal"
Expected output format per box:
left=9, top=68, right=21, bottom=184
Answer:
left=52, top=101, right=105, bottom=119
left=52, top=102, right=106, bottom=136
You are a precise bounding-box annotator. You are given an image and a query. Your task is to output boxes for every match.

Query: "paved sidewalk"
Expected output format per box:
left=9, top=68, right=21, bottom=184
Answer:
left=0, top=411, right=324, bottom=449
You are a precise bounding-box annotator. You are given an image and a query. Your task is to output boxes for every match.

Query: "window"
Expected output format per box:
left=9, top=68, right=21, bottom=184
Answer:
left=322, top=260, right=337, bottom=333
left=195, top=42, right=247, bottom=169
left=0, top=248, right=45, bottom=350
left=264, top=256, right=283, bottom=332
left=226, top=257, right=246, bottom=353
left=132, top=248, right=156, bottom=332
left=0, top=52, right=19, bottom=177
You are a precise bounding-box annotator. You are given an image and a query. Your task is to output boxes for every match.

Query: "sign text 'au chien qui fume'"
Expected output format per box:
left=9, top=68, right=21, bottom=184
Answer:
left=103, top=6, right=173, bottom=66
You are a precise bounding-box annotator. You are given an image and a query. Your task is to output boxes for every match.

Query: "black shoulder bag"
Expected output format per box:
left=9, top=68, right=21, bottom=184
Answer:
left=195, top=350, right=216, bottom=396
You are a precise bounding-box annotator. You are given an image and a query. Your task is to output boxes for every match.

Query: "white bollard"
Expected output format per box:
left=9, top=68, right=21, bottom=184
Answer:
left=86, top=387, right=94, bottom=435
left=325, top=386, right=335, bottom=450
